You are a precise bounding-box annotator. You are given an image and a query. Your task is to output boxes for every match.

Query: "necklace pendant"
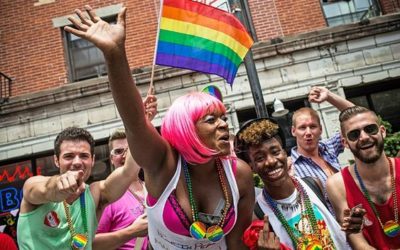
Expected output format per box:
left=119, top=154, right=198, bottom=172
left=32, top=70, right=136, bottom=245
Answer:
left=298, top=235, right=323, bottom=250
left=206, top=225, right=223, bottom=242
left=383, top=220, right=400, bottom=237
left=190, top=221, right=207, bottom=239
left=71, top=234, right=87, bottom=249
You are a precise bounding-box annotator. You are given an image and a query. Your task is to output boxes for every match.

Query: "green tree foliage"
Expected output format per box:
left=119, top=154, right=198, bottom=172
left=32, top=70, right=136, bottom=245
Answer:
left=253, top=174, right=263, bottom=188
left=385, top=133, right=400, bottom=157
left=380, top=117, right=400, bottom=157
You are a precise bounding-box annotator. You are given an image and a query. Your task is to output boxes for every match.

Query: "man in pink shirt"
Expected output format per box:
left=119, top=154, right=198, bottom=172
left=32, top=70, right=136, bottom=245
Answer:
left=94, top=95, right=157, bottom=250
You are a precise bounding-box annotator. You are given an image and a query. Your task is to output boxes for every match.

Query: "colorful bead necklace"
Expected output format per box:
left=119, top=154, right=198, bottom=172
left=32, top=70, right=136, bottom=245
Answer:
left=183, top=158, right=230, bottom=242
left=275, top=191, right=301, bottom=212
left=129, top=181, right=146, bottom=210
left=63, top=193, right=88, bottom=249
left=263, top=177, right=335, bottom=249
left=354, top=157, right=400, bottom=237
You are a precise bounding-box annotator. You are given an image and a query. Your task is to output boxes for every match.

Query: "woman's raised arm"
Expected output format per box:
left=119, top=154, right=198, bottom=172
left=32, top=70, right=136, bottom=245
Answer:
left=64, top=6, right=174, bottom=193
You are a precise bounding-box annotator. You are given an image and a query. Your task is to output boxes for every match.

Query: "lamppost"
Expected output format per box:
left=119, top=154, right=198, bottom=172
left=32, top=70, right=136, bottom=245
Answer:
left=233, top=1, right=269, bottom=118
left=272, top=99, right=296, bottom=154
left=272, top=98, right=289, bottom=118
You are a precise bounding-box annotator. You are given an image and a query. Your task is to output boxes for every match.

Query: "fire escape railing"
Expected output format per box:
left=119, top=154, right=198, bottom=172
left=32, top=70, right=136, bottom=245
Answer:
left=0, top=72, right=12, bottom=104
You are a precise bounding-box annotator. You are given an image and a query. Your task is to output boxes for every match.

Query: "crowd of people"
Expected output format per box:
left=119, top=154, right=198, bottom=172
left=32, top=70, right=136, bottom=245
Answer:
left=13, top=5, right=399, bottom=250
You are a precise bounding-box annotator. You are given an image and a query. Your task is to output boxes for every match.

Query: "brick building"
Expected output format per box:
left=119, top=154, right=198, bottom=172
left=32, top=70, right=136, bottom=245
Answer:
left=0, top=0, right=399, bottom=242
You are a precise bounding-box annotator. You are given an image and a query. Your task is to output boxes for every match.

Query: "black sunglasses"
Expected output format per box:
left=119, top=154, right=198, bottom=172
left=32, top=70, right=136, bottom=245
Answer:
left=346, top=124, right=379, bottom=142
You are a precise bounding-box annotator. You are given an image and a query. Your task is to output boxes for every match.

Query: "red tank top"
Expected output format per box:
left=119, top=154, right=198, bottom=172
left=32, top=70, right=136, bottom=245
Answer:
left=342, top=158, right=400, bottom=249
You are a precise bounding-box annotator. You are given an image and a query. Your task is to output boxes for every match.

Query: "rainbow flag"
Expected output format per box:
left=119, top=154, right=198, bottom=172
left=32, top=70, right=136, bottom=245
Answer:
left=155, top=0, right=254, bottom=85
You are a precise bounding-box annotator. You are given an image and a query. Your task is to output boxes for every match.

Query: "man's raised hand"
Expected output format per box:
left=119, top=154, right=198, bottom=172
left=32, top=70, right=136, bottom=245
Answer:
left=56, top=170, right=86, bottom=204
left=308, top=86, right=329, bottom=104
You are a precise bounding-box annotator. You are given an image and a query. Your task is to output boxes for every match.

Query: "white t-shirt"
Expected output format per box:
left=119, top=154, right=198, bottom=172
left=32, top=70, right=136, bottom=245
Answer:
left=256, top=177, right=349, bottom=249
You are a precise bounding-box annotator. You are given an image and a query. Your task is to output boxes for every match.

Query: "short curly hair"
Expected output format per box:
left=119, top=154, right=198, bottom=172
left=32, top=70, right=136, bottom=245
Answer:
left=235, top=118, right=285, bottom=163
left=54, top=127, right=95, bottom=158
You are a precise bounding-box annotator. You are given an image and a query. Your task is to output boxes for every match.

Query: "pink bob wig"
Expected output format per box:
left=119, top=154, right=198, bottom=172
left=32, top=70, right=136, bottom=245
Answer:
left=161, top=92, right=227, bottom=164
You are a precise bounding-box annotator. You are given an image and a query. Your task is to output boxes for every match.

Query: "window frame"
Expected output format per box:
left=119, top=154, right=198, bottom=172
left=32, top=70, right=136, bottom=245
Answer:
left=62, top=16, right=116, bottom=83
left=321, top=0, right=381, bottom=26
left=52, top=4, right=122, bottom=83
left=345, top=80, right=400, bottom=132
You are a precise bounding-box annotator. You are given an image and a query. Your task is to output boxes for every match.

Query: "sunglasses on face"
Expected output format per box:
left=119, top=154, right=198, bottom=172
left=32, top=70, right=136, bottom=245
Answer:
left=110, top=147, right=128, bottom=156
left=346, top=124, right=379, bottom=142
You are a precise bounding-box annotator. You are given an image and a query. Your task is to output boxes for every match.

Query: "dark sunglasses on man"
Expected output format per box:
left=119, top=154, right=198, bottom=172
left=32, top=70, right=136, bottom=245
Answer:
left=346, top=124, right=379, bottom=142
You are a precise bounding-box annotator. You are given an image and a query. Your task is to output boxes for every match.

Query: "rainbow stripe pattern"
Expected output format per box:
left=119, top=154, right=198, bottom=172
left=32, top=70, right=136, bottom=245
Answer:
left=189, top=221, right=206, bottom=239
left=202, top=85, right=223, bottom=102
left=155, top=0, right=254, bottom=85
left=383, top=220, right=400, bottom=237
left=72, top=234, right=87, bottom=248
left=206, top=225, right=224, bottom=242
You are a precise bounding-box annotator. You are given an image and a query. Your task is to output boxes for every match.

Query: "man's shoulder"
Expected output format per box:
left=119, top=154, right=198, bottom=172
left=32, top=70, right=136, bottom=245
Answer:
left=89, top=181, right=101, bottom=195
left=328, top=170, right=344, bottom=182
left=22, top=175, right=49, bottom=189
left=326, top=170, right=346, bottom=192
left=235, top=157, right=255, bottom=179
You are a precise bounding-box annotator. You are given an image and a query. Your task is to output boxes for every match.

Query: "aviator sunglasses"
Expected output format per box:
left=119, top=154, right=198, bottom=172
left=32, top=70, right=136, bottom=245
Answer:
left=346, top=124, right=379, bottom=142
left=110, top=147, right=128, bottom=156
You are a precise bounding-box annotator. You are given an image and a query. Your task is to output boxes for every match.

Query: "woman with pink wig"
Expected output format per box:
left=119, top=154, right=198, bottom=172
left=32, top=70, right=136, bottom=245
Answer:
left=65, top=5, right=254, bottom=249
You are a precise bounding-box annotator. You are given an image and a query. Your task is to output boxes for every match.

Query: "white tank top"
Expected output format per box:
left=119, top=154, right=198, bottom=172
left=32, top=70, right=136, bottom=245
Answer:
left=146, top=156, right=239, bottom=249
left=256, top=176, right=349, bottom=249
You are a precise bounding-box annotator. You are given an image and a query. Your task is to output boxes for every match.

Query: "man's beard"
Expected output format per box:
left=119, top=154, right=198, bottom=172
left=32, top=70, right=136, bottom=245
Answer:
left=350, top=136, right=384, bottom=164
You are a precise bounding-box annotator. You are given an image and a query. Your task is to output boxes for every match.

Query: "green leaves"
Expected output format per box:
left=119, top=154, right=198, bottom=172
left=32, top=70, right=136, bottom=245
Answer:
left=380, top=116, right=400, bottom=157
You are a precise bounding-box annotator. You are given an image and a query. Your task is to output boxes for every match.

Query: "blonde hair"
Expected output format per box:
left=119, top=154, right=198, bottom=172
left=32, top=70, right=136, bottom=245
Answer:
left=108, top=128, right=126, bottom=150
left=292, top=107, right=321, bottom=127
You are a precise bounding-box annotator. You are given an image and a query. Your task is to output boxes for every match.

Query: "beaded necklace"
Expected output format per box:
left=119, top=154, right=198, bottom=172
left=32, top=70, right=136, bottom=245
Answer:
left=129, top=181, right=146, bottom=210
left=263, top=177, right=335, bottom=249
left=354, top=157, right=400, bottom=237
left=63, top=192, right=88, bottom=250
left=275, top=191, right=301, bottom=212
left=183, top=158, right=230, bottom=242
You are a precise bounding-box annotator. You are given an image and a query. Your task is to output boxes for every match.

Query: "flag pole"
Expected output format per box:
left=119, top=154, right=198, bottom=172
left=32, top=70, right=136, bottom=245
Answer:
left=148, top=0, right=164, bottom=95
left=233, top=1, right=269, bottom=118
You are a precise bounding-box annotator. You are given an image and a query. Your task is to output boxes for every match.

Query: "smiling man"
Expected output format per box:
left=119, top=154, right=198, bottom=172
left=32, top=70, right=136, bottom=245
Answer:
left=291, top=87, right=354, bottom=194
left=327, top=106, right=400, bottom=249
left=17, top=127, right=138, bottom=250
left=235, top=118, right=349, bottom=249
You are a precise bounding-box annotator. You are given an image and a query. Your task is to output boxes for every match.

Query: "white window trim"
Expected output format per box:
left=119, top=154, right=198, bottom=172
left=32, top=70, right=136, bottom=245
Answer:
left=34, top=0, right=55, bottom=7
left=52, top=4, right=122, bottom=28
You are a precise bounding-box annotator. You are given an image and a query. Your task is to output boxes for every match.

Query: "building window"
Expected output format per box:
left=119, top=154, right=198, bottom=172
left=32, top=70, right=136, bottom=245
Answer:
left=194, top=0, right=231, bottom=11
left=36, top=155, right=58, bottom=176
left=322, top=0, right=381, bottom=26
left=62, top=17, right=115, bottom=82
left=345, top=80, right=400, bottom=132
left=52, top=5, right=122, bottom=82
left=89, top=144, right=111, bottom=182
left=34, top=0, right=55, bottom=6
